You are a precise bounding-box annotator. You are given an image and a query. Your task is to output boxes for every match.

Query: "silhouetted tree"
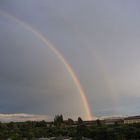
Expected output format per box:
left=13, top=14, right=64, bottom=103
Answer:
left=67, top=118, right=74, bottom=125
left=54, top=114, right=63, bottom=127
left=76, top=117, right=88, bottom=139
left=77, top=117, right=83, bottom=125
left=96, top=119, right=101, bottom=126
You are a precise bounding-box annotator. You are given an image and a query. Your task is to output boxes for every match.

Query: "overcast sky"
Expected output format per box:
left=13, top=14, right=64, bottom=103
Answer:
left=0, top=0, right=140, bottom=120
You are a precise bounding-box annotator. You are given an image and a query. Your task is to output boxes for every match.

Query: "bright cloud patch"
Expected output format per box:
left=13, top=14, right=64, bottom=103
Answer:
left=0, top=114, right=51, bottom=122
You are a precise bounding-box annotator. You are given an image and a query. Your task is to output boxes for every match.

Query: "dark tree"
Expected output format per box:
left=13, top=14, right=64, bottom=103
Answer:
left=77, top=117, right=83, bottom=125
left=96, top=119, right=101, bottom=126
left=54, top=114, right=64, bottom=127
left=67, top=118, right=74, bottom=125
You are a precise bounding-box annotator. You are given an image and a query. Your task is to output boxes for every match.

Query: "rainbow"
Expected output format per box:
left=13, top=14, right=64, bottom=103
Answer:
left=63, top=23, right=118, bottom=114
left=0, top=11, right=93, bottom=120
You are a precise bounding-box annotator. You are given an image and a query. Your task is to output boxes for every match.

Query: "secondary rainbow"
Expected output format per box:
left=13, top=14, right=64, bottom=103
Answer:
left=0, top=11, right=93, bottom=120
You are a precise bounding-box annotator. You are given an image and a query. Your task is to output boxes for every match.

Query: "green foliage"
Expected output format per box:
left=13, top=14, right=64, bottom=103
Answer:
left=77, top=117, right=83, bottom=125
left=54, top=114, right=63, bottom=127
left=0, top=118, right=139, bottom=139
left=67, top=118, right=74, bottom=125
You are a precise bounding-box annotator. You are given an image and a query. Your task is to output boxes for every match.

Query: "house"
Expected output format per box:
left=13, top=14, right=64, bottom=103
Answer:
left=103, top=118, right=124, bottom=125
left=84, top=120, right=96, bottom=126
left=124, top=116, right=140, bottom=124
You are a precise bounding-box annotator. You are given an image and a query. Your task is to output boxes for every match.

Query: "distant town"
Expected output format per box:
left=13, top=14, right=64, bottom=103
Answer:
left=1, top=114, right=140, bottom=140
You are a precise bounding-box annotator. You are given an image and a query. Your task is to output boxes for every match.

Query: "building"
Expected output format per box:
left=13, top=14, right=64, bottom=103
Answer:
left=84, top=120, right=96, bottom=126
left=124, top=116, right=140, bottom=124
left=103, top=118, right=124, bottom=125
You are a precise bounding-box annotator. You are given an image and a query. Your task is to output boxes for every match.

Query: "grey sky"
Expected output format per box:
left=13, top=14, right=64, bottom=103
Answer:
left=0, top=0, right=140, bottom=120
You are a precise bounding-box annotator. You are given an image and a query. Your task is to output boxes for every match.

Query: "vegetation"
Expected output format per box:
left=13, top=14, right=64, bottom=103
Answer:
left=0, top=115, right=140, bottom=140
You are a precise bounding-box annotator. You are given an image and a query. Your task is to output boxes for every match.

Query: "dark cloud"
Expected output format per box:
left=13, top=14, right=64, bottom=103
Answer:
left=0, top=0, right=140, bottom=119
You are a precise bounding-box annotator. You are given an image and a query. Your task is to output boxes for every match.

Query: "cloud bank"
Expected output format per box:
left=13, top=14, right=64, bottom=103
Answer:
left=0, top=114, right=51, bottom=122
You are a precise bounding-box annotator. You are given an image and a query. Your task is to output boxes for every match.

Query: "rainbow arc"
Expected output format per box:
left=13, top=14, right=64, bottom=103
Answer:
left=0, top=11, right=93, bottom=120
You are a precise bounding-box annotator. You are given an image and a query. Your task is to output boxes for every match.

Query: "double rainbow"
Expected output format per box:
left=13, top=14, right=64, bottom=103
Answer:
left=0, top=11, right=93, bottom=120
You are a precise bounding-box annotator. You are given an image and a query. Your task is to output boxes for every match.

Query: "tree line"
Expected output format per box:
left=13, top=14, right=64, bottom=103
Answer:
left=0, top=115, right=140, bottom=140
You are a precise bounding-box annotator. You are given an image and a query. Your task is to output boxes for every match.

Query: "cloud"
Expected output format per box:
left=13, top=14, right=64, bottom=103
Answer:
left=1, top=0, right=140, bottom=118
left=0, top=113, right=51, bottom=122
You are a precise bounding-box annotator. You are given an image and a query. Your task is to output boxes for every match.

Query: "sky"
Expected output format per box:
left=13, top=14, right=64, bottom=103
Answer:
left=0, top=0, right=140, bottom=121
